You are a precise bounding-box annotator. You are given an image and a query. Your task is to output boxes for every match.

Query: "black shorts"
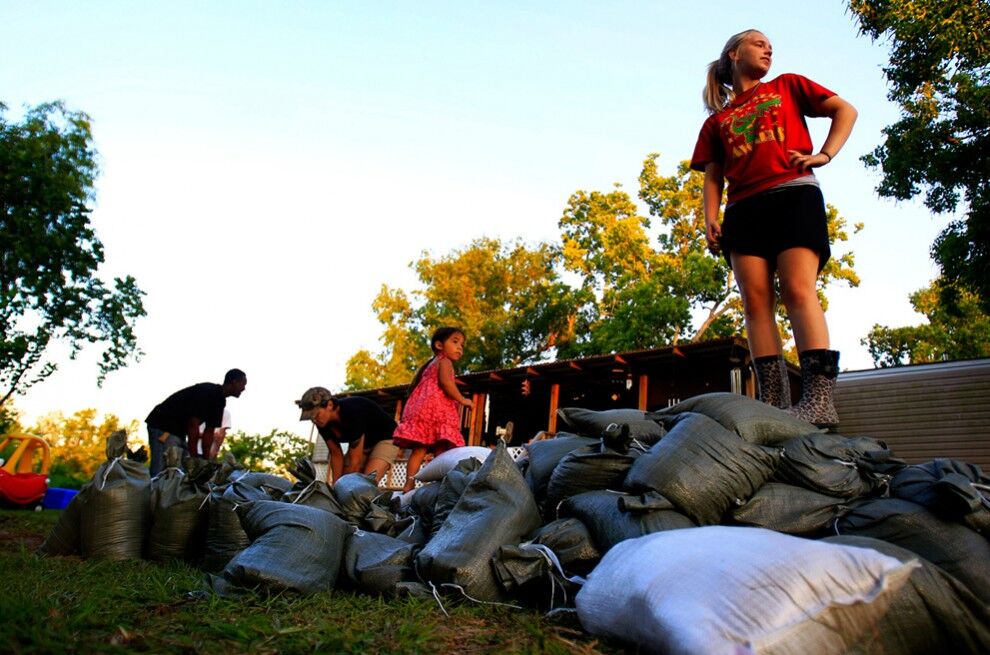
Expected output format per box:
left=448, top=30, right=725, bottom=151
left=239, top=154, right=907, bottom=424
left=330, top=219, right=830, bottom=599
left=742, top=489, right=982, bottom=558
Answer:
left=720, top=184, right=831, bottom=272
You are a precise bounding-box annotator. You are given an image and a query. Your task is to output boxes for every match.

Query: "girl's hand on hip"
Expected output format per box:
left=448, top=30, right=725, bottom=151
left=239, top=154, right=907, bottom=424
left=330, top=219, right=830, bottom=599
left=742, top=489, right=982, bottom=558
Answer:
left=788, top=150, right=829, bottom=172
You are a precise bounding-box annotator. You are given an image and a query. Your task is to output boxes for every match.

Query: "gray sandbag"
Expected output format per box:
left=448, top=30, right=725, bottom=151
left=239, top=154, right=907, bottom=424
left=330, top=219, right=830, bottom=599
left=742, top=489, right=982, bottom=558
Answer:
left=523, top=434, right=599, bottom=503
left=233, top=471, right=293, bottom=497
left=623, top=412, right=780, bottom=525
left=201, top=479, right=271, bottom=572
left=79, top=431, right=152, bottom=560
left=556, top=408, right=666, bottom=444
left=492, top=518, right=598, bottom=610
left=362, top=494, right=416, bottom=537
left=429, top=458, right=481, bottom=537
left=343, top=529, right=417, bottom=596
left=836, top=497, right=990, bottom=605
left=283, top=458, right=344, bottom=515
left=394, top=516, right=429, bottom=546
left=147, top=447, right=209, bottom=562
left=649, top=391, right=820, bottom=445
left=416, top=443, right=542, bottom=602
left=775, top=433, right=891, bottom=498
left=211, top=453, right=245, bottom=485
left=544, top=444, right=640, bottom=521
left=215, top=500, right=350, bottom=595
left=37, top=487, right=85, bottom=556
left=890, top=458, right=990, bottom=535
left=731, top=482, right=848, bottom=536
left=558, top=490, right=694, bottom=554
left=527, top=518, right=599, bottom=576
left=283, top=480, right=342, bottom=515
left=493, top=518, right=600, bottom=601
left=825, top=535, right=990, bottom=654
left=408, top=481, right=441, bottom=533
left=332, top=473, right=382, bottom=524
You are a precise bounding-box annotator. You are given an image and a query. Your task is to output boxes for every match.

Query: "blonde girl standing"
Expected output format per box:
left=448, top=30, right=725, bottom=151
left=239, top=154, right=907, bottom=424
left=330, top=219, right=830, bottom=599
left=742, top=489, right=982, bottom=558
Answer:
left=690, top=29, right=857, bottom=427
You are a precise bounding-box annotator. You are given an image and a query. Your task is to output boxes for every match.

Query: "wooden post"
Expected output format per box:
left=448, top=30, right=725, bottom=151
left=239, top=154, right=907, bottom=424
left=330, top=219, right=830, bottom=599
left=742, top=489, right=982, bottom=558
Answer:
left=638, top=374, right=649, bottom=411
left=468, top=392, right=487, bottom=446
left=393, top=399, right=403, bottom=422
left=547, top=383, right=560, bottom=433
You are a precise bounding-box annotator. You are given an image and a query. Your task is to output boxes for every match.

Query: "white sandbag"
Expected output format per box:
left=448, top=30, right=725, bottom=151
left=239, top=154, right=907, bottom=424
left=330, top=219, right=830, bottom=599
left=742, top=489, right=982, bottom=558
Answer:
left=413, top=446, right=492, bottom=482
left=576, top=526, right=918, bottom=655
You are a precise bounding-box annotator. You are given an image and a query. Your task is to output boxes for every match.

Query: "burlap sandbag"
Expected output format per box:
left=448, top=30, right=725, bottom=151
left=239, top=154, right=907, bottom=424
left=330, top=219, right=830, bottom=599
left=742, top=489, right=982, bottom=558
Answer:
left=650, top=391, right=820, bottom=445
left=556, top=408, right=666, bottom=444
left=429, top=458, right=482, bottom=538
left=775, top=433, right=891, bottom=498
left=343, top=529, right=417, bottom=596
left=201, top=480, right=271, bottom=572
left=836, top=497, right=990, bottom=605
left=825, top=535, right=990, bottom=654
left=79, top=431, right=152, bottom=560
left=523, top=434, right=598, bottom=504
left=284, top=458, right=344, bottom=515
left=37, top=488, right=85, bottom=556
left=558, top=489, right=694, bottom=554
left=731, top=482, right=848, bottom=536
left=216, top=500, right=350, bottom=595
left=416, top=443, right=542, bottom=602
left=147, top=447, right=209, bottom=562
left=576, top=526, right=918, bottom=655
left=890, top=458, right=990, bottom=535
left=332, top=473, right=383, bottom=524
left=544, top=444, right=639, bottom=521
left=624, top=412, right=780, bottom=525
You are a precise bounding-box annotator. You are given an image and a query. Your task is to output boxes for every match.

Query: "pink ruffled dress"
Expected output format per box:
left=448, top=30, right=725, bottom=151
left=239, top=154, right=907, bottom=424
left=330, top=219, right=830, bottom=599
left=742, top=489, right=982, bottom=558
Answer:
left=392, top=355, right=466, bottom=451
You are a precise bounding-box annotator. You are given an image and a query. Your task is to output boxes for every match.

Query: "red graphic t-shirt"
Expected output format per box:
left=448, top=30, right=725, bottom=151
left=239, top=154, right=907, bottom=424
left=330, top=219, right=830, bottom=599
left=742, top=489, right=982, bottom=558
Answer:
left=690, top=73, right=835, bottom=204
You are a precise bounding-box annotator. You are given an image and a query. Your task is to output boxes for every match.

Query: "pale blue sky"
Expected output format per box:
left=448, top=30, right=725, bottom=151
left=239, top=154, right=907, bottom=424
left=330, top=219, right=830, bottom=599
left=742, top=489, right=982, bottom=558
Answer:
left=3, top=1, right=944, bottom=436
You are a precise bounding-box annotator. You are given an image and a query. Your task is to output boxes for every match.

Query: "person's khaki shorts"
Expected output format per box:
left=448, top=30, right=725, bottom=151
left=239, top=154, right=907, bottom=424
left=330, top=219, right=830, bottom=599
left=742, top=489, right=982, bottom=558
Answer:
left=367, top=439, right=400, bottom=465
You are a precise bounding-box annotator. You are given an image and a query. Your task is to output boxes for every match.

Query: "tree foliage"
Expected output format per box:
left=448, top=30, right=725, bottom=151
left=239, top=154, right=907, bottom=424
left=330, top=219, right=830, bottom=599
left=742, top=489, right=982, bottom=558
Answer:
left=222, top=429, right=314, bottom=478
left=863, top=279, right=990, bottom=367
left=345, top=154, right=861, bottom=388
left=0, top=102, right=146, bottom=406
left=849, top=0, right=990, bottom=311
left=345, top=237, right=583, bottom=388
left=26, top=408, right=140, bottom=488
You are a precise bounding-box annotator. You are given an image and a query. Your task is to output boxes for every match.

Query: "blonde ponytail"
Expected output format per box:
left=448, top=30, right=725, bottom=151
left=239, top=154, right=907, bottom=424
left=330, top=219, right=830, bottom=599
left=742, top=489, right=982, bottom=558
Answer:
left=702, top=29, right=761, bottom=114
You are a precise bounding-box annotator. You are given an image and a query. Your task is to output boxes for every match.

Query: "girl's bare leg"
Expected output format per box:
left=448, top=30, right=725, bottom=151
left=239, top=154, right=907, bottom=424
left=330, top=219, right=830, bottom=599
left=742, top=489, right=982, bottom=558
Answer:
left=403, top=447, right=427, bottom=493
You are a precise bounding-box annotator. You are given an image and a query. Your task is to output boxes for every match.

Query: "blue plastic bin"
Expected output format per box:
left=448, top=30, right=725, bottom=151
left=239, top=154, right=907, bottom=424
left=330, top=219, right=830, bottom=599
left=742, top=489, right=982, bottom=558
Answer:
left=43, top=487, right=79, bottom=510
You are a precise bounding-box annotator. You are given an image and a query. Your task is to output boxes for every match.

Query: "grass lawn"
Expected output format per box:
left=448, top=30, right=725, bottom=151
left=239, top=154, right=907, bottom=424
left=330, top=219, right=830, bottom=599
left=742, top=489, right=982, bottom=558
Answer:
left=0, top=509, right=626, bottom=654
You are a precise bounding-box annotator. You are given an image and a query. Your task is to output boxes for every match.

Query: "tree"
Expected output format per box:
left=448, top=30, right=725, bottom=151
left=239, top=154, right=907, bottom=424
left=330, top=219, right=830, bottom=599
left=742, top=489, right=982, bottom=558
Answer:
left=222, top=429, right=317, bottom=477
left=27, top=408, right=140, bottom=488
left=0, top=102, right=146, bottom=406
left=863, top=279, right=990, bottom=367
left=556, top=183, right=696, bottom=355
left=346, top=154, right=861, bottom=386
left=848, top=0, right=990, bottom=312
left=345, top=238, right=583, bottom=389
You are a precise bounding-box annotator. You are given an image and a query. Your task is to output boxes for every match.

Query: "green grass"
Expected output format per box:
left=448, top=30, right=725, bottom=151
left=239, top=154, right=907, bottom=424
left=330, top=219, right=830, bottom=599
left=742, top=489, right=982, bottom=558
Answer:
left=0, top=510, right=624, bottom=654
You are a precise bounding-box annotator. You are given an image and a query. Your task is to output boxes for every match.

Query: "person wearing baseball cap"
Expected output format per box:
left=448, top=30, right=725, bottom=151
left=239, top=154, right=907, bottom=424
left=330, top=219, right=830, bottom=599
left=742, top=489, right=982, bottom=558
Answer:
left=295, top=387, right=399, bottom=485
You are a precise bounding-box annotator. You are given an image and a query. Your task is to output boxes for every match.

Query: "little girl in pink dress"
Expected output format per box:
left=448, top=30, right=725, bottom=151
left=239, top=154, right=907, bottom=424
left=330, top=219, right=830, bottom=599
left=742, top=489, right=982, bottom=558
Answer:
left=393, top=327, right=474, bottom=491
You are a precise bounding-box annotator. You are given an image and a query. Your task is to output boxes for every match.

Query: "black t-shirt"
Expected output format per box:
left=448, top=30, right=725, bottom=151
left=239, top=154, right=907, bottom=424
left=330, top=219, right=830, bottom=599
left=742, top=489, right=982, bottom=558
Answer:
left=318, top=396, right=396, bottom=450
left=146, top=382, right=225, bottom=437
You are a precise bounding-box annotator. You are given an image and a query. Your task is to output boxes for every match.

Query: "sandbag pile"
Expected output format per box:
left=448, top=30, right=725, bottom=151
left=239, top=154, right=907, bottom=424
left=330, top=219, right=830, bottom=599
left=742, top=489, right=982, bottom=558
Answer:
left=37, top=395, right=990, bottom=653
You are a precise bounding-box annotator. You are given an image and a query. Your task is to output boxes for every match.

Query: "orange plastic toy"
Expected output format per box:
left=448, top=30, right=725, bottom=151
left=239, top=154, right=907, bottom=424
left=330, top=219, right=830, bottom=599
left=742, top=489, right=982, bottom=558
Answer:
left=0, top=433, right=51, bottom=507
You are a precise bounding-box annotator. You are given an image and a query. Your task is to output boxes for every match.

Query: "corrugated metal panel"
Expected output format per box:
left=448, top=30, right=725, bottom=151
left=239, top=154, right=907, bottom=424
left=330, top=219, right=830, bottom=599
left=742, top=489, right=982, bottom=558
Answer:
left=835, top=359, right=990, bottom=472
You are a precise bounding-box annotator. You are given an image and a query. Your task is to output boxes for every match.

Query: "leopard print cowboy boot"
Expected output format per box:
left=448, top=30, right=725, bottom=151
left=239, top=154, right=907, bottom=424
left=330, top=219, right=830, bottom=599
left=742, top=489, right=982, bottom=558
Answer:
left=787, top=349, right=840, bottom=428
left=753, top=354, right=792, bottom=409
